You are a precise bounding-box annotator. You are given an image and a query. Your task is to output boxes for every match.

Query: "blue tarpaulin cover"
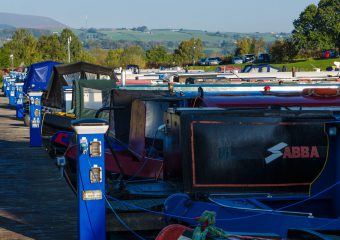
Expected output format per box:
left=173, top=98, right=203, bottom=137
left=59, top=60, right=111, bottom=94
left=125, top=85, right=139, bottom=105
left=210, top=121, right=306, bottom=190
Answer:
left=23, top=61, right=62, bottom=93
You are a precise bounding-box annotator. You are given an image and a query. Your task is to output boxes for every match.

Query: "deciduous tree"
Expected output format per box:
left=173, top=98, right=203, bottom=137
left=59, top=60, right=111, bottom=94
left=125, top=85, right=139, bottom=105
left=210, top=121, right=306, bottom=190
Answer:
left=235, top=38, right=251, bottom=56
left=146, top=45, right=171, bottom=67
left=269, top=39, right=298, bottom=63
left=59, top=28, right=83, bottom=62
left=78, top=50, right=96, bottom=64
left=105, top=49, right=124, bottom=68
left=235, top=38, right=265, bottom=56
left=251, top=38, right=265, bottom=55
left=3, top=29, right=40, bottom=66
left=37, top=34, right=64, bottom=61
left=173, top=38, right=204, bottom=65
left=269, top=40, right=286, bottom=63
left=88, top=48, right=107, bottom=66
left=0, top=46, right=11, bottom=67
left=292, top=0, right=340, bottom=54
left=120, top=45, right=146, bottom=68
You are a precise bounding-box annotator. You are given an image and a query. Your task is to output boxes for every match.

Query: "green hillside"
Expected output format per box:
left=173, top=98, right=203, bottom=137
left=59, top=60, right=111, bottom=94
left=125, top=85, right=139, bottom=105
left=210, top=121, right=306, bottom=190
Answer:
left=99, top=29, right=281, bottom=43
left=76, top=28, right=289, bottom=55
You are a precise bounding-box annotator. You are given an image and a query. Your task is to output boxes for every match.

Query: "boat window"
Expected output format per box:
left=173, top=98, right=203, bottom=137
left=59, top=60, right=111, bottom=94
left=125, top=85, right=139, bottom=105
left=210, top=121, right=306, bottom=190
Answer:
left=63, top=72, right=81, bottom=85
left=99, top=74, right=111, bottom=80
left=85, top=72, right=97, bottom=80
left=83, top=88, right=110, bottom=110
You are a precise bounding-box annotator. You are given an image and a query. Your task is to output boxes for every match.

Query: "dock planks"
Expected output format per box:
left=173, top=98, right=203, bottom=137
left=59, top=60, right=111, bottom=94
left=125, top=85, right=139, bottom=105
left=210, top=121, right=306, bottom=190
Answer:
left=0, top=92, right=77, bottom=240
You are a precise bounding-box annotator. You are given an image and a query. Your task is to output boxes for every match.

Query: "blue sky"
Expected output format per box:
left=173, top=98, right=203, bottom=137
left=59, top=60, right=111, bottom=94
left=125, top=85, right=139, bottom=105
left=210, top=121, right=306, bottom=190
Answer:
left=2, top=0, right=319, bottom=32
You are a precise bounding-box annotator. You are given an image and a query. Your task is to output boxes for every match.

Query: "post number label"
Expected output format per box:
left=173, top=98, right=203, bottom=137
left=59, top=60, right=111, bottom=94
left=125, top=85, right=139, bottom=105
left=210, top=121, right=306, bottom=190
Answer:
left=31, top=117, right=40, bottom=128
left=90, top=166, right=102, bottom=183
left=82, top=190, right=102, bottom=200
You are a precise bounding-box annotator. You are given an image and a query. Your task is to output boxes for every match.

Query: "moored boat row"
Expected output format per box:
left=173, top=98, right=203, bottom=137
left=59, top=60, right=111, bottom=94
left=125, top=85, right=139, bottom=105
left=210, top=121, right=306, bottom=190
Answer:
left=3, top=60, right=340, bottom=239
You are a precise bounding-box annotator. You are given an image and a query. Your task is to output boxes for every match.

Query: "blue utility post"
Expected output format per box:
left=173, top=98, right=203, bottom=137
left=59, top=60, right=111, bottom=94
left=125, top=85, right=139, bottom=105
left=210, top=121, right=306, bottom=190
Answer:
left=9, top=80, right=16, bottom=105
left=4, top=78, right=10, bottom=97
left=15, top=82, right=24, bottom=119
left=72, top=119, right=108, bottom=240
left=29, top=91, right=43, bottom=147
left=5, top=78, right=13, bottom=97
left=3, top=77, right=8, bottom=96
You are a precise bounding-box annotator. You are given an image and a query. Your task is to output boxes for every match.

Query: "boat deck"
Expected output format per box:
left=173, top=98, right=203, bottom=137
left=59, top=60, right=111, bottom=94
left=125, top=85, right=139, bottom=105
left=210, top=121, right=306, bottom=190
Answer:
left=0, top=91, right=77, bottom=240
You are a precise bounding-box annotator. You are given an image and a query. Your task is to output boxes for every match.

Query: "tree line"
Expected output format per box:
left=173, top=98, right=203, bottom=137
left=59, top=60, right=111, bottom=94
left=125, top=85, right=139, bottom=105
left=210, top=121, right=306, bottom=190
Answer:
left=270, top=0, right=339, bottom=62
left=0, top=28, right=283, bottom=69
left=0, top=0, right=338, bottom=69
left=0, top=28, right=205, bottom=69
left=234, top=0, right=339, bottom=63
left=0, top=28, right=92, bottom=67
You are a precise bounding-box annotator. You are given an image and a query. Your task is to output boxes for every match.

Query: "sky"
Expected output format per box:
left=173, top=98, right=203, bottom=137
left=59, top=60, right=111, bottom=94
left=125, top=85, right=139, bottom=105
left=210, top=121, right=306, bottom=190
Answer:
left=1, top=0, right=320, bottom=32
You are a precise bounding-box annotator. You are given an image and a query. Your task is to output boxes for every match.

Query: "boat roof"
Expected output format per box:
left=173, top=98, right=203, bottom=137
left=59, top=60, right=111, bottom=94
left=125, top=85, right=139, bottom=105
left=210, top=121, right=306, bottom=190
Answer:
left=199, top=94, right=340, bottom=108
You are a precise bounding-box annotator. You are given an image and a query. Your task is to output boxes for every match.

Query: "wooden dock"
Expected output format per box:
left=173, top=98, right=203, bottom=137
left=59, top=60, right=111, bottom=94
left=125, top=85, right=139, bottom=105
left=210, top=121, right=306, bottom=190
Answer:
left=0, top=91, right=77, bottom=240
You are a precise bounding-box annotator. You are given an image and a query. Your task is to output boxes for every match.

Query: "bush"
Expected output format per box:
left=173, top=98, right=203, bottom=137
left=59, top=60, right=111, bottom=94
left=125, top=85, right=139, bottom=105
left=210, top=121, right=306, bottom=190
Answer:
left=297, top=49, right=321, bottom=59
left=0, top=71, right=3, bottom=88
left=222, top=54, right=233, bottom=64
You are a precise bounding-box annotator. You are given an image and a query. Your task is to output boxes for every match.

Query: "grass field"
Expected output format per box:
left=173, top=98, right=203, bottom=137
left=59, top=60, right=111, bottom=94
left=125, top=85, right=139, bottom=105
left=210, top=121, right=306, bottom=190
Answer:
left=189, top=57, right=340, bottom=72
left=99, top=29, right=279, bottom=43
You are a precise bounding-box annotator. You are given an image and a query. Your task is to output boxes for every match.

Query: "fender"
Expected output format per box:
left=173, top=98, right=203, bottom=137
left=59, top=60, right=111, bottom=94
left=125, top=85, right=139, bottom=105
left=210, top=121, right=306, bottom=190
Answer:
left=51, top=131, right=73, bottom=147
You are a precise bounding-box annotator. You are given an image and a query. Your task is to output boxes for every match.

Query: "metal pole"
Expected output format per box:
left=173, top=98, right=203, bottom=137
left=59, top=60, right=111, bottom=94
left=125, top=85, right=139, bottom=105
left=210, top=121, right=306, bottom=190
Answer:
left=10, top=54, right=14, bottom=70
left=121, top=69, right=126, bottom=87
left=68, top=36, right=72, bottom=63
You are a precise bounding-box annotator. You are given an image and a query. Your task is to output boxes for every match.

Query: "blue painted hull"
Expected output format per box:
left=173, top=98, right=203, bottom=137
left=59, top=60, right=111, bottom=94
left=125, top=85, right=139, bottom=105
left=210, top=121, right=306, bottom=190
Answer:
left=164, top=194, right=340, bottom=237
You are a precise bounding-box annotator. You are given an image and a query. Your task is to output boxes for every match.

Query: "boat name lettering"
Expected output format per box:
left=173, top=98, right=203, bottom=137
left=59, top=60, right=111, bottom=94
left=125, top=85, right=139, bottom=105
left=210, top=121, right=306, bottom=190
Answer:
left=265, top=142, right=320, bottom=164
left=282, top=146, right=320, bottom=159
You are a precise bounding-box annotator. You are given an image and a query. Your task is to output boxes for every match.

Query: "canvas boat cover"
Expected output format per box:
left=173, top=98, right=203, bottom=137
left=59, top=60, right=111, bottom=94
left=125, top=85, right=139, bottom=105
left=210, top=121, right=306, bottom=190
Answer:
left=109, top=89, right=169, bottom=143
left=72, top=79, right=116, bottom=120
left=41, top=79, right=115, bottom=136
left=46, top=61, right=115, bottom=108
left=23, top=61, right=62, bottom=93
